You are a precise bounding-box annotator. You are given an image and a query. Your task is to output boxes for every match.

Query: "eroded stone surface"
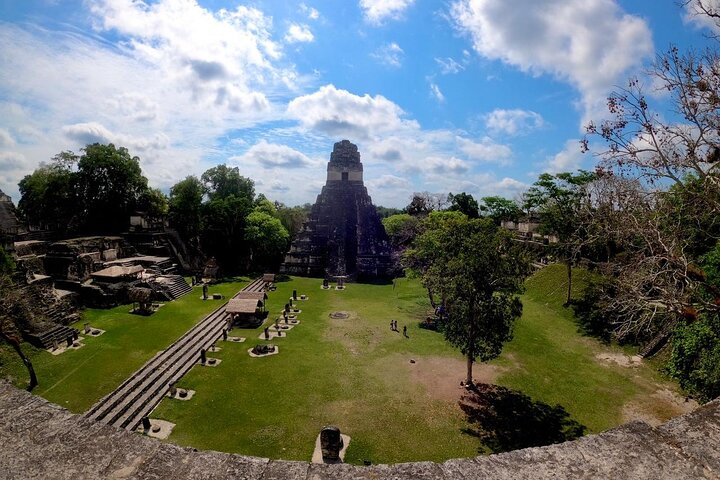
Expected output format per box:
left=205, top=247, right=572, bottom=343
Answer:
left=0, top=382, right=719, bottom=479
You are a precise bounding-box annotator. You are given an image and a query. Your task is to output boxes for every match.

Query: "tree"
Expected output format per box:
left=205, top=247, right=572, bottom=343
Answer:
left=376, top=205, right=403, bottom=218
left=382, top=213, right=420, bottom=248
left=405, top=192, right=448, bottom=216
left=138, top=187, right=169, bottom=219
left=75, top=143, right=150, bottom=233
left=245, top=210, right=290, bottom=271
left=201, top=165, right=254, bottom=202
left=18, top=153, right=77, bottom=232
left=276, top=203, right=310, bottom=240
left=448, top=192, right=480, bottom=218
left=169, top=176, right=205, bottom=241
left=199, top=165, right=256, bottom=272
left=524, top=171, right=597, bottom=305
left=0, top=249, right=37, bottom=390
left=253, top=194, right=277, bottom=217
left=406, top=213, right=530, bottom=384
left=480, top=196, right=523, bottom=225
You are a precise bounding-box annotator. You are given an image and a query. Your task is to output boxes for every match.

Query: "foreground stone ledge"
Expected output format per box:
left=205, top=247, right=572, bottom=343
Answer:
left=0, top=382, right=718, bottom=479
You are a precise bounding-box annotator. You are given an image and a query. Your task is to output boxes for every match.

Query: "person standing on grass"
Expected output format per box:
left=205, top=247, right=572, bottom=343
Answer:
left=403, top=325, right=407, bottom=337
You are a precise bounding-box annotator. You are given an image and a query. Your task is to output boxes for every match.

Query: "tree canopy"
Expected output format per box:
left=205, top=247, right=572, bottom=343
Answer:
left=405, top=212, right=530, bottom=384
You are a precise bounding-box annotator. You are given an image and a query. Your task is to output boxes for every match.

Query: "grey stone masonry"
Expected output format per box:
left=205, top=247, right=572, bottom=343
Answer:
left=0, top=382, right=719, bottom=479
left=280, top=140, right=392, bottom=280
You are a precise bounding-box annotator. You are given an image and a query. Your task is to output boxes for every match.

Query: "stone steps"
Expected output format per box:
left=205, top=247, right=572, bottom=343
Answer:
left=23, top=324, right=79, bottom=349
left=84, top=276, right=268, bottom=431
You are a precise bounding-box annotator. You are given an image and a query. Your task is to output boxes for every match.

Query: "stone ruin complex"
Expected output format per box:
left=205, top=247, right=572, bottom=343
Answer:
left=281, top=140, right=391, bottom=280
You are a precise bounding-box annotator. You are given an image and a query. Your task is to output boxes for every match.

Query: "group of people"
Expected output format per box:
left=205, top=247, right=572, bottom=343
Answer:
left=390, top=319, right=408, bottom=337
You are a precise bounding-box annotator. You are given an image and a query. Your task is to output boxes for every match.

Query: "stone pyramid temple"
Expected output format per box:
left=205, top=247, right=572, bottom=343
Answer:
left=280, top=140, right=392, bottom=279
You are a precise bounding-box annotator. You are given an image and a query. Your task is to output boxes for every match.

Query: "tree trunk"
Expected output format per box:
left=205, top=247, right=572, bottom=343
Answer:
left=466, top=301, right=476, bottom=385
left=565, top=258, right=573, bottom=306
left=0, top=331, right=38, bottom=391
left=427, top=286, right=437, bottom=308
left=466, top=353, right=474, bottom=386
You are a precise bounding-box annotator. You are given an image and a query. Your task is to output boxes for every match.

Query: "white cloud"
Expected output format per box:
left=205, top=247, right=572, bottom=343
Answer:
left=425, top=155, right=470, bottom=174
left=0, top=151, right=27, bottom=170
left=367, top=174, right=412, bottom=189
left=360, top=0, right=415, bottom=24
left=430, top=83, right=445, bottom=103
left=435, top=56, right=466, bottom=74
left=371, top=42, right=404, bottom=68
left=457, top=137, right=512, bottom=164
left=0, top=129, right=15, bottom=148
left=484, top=109, right=544, bottom=136
left=0, top=0, right=302, bottom=200
left=285, top=23, right=314, bottom=43
left=231, top=140, right=315, bottom=169
left=451, top=0, right=653, bottom=124
left=89, top=0, right=289, bottom=111
left=300, top=3, right=320, bottom=20
left=546, top=139, right=585, bottom=173
left=683, top=1, right=720, bottom=33
left=62, top=122, right=170, bottom=152
left=286, top=84, right=419, bottom=139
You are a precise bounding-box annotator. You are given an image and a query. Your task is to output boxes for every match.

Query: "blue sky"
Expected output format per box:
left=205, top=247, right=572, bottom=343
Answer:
left=0, top=0, right=716, bottom=207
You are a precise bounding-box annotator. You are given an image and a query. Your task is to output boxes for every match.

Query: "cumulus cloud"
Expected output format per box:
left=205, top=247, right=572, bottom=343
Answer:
left=457, top=137, right=512, bottom=164
left=484, top=109, right=544, bottom=136
left=451, top=0, right=653, bottom=123
left=425, top=155, right=470, bottom=174
left=62, top=122, right=170, bottom=152
left=371, top=42, right=404, bottom=68
left=287, top=84, right=419, bottom=139
left=89, top=0, right=288, bottom=112
left=231, top=140, right=314, bottom=169
left=360, top=0, right=415, bottom=24
left=285, top=23, right=314, bottom=43
left=546, top=139, right=585, bottom=173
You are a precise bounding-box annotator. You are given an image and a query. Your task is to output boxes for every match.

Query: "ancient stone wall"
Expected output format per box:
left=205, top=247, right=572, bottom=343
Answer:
left=0, top=382, right=718, bottom=479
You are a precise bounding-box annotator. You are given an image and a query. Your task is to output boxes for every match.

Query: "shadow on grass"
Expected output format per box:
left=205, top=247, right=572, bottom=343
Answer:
left=459, top=383, right=586, bottom=453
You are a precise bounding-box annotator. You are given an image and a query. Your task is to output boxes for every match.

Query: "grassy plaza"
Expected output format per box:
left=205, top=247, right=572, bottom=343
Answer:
left=0, top=266, right=692, bottom=464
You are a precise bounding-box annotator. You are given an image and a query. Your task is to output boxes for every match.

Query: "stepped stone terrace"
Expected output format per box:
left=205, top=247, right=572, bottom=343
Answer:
left=281, top=140, right=391, bottom=280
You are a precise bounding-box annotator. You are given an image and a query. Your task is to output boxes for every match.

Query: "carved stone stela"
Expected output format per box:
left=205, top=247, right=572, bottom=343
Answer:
left=280, top=140, right=391, bottom=279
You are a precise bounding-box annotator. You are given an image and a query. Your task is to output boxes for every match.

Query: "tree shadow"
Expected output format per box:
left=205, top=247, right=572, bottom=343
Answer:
left=459, top=383, right=586, bottom=453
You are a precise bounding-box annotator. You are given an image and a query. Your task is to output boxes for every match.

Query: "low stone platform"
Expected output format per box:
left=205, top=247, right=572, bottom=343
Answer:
left=0, top=382, right=718, bottom=479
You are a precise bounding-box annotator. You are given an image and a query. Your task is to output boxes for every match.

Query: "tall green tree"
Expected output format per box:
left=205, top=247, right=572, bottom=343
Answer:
left=406, top=212, right=530, bottom=384
left=448, top=192, right=480, bottom=218
left=245, top=209, right=290, bottom=271
left=524, top=171, right=596, bottom=305
left=169, top=176, right=205, bottom=241
left=199, top=165, right=255, bottom=272
left=18, top=153, right=77, bottom=232
left=382, top=213, right=420, bottom=248
left=480, top=196, right=523, bottom=225
left=75, top=143, right=149, bottom=233
left=201, top=165, right=254, bottom=201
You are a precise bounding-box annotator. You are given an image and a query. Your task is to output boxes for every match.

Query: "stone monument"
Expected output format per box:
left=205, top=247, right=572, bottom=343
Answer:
left=280, top=140, right=391, bottom=280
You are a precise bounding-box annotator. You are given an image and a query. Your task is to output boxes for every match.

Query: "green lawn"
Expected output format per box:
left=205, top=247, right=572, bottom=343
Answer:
left=0, top=267, right=690, bottom=464
left=0, top=278, right=250, bottom=412
left=151, top=277, right=478, bottom=464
